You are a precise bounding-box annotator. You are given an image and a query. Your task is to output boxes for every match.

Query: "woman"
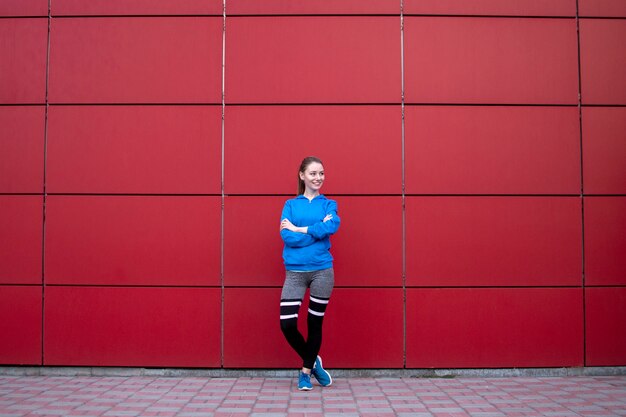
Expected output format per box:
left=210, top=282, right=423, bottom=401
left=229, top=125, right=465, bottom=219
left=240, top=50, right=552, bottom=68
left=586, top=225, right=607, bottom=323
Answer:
left=279, top=156, right=340, bottom=391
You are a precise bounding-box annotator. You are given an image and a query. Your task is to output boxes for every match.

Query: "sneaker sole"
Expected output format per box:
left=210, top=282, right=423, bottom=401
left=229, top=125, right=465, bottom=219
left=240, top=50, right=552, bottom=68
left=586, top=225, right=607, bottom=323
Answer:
left=298, top=386, right=313, bottom=391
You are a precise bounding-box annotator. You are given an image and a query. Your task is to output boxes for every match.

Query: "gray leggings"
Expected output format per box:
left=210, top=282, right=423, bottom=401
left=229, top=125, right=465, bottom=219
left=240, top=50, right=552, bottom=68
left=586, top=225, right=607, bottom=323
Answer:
left=281, top=268, right=334, bottom=301
left=280, top=268, right=334, bottom=369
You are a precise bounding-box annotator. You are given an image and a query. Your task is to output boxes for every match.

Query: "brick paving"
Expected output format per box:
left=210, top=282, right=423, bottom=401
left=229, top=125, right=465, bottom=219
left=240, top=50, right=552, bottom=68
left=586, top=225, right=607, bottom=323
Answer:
left=0, top=375, right=624, bottom=417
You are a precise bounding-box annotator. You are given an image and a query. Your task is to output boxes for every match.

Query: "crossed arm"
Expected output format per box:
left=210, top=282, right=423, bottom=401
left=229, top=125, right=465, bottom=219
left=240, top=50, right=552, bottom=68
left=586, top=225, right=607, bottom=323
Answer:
left=280, top=214, right=333, bottom=234
left=280, top=203, right=340, bottom=248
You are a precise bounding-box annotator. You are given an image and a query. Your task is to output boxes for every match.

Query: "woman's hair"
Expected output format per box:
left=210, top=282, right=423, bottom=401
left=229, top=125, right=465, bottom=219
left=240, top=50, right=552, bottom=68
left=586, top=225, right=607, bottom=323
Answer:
left=297, top=156, right=324, bottom=195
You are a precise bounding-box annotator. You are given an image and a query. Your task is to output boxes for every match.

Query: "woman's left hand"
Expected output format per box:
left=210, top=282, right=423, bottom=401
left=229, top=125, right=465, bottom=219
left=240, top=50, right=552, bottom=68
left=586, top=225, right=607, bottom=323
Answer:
left=281, top=218, right=306, bottom=234
left=281, top=218, right=295, bottom=231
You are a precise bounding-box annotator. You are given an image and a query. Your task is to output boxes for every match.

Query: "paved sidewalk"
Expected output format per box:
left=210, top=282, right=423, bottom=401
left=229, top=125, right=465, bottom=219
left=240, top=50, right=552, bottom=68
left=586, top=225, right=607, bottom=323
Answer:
left=1, top=374, right=625, bottom=417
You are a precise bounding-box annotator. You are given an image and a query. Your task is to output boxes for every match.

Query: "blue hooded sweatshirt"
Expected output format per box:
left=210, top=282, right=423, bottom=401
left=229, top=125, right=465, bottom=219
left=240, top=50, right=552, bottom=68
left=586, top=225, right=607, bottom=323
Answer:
left=280, top=194, right=340, bottom=271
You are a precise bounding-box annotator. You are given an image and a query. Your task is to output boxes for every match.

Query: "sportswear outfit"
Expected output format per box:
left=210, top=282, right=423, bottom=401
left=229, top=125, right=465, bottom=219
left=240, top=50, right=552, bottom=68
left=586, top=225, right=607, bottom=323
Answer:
left=279, top=194, right=340, bottom=379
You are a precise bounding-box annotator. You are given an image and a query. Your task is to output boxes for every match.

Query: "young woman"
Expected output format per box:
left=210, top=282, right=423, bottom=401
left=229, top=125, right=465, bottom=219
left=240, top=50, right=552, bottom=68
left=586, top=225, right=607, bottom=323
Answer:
left=279, top=156, right=340, bottom=391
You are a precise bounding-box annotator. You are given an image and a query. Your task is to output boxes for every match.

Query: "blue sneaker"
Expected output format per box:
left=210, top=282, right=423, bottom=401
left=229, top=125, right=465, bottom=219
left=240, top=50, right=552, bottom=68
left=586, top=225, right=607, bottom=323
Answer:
left=298, top=372, right=313, bottom=391
left=312, top=355, right=332, bottom=387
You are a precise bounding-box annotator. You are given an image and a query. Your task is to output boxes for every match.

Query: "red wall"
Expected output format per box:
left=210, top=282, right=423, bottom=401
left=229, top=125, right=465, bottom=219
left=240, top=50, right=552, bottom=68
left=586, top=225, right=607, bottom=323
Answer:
left=1, top=0, right=625, bottom=369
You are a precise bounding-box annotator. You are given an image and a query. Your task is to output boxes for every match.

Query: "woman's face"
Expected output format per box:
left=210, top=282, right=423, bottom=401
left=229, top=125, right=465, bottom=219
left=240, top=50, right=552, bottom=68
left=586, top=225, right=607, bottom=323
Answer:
left=300, top=162, right=325, bottom=193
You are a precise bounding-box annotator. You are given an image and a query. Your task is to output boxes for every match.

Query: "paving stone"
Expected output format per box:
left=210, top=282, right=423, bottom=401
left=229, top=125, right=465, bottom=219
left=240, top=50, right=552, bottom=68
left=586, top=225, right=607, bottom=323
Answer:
left=31, top=410, right=68, bottom=415
left=215, top=407, right=253, bottom=413
left=103, top=412, right=141, bottom=417
left=396, top=413, right=434, bottom=417
left=0, top=374, right=625, bottom=417
left=248, top=414, right=287, bottom=417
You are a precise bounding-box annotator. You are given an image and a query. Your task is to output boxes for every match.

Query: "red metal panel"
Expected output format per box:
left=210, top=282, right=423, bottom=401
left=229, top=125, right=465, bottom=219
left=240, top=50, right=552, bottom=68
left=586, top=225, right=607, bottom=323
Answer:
left=323, top=288, right=403, bottom=368
left=0, top=0, right=47, bottom=16
left=224, top=288, right=403, bottom=368
left=405, top=106, right=580, bottom=194
left=0, top=106, right=44, bottom=193
left=404, top=0, right=575, bottom=16
left=223, top=288, right=296, bottom=368
left=228, top=0, right=399, bottom=15
left=583, top=107, right=626, bottom=194
left=406, top=288, right=584, bottom=368
left=406, top=197, right=582, bottom=287
left=49, top=18, right=222, bottom=104
left=44, top=286, right=220, bottom=367
left=0, top=286, right=42, bottom=365
left=45, top=196, right=221, bottom=286
left=332, top=197, right=402, bottom=287
left=47, top=106, right=221, bottom=194
left=226, top=17, right=400, bottom=103
left=53, top=0, right=222, bottom=15
left=580, top=19, right=626, bottom=105
left=224, top=197, right=286, bottom=287
left=0, top=196, right=42, bottom=285
left=579, top=0, right=626, bottom=17
left=0, top=19, right=47, bottom=104
left=224, top=106, right=402, bottom=194
left=586, top=287, right=626, bottom=366
left=404, top=17, right=578, bottom=104
left=584, top=197, right=626, bottom=286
